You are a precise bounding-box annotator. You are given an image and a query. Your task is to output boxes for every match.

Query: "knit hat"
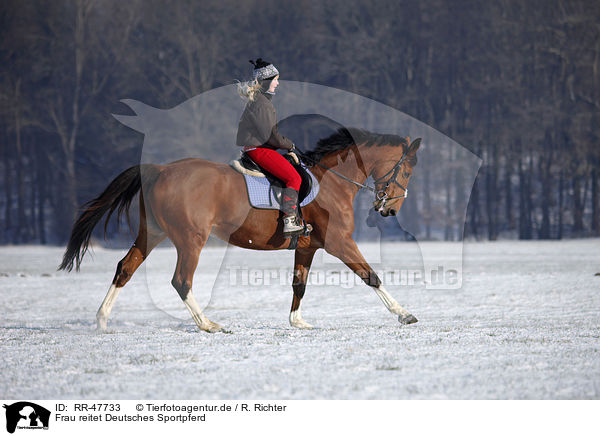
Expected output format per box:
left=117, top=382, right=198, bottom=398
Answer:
left=250, top=58, right=279, bottom=81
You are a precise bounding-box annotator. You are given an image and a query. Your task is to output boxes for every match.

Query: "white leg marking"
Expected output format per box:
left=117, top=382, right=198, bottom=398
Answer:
left=96, top=284, right=122, bottom=331
left=183, top=293, right=222, bottom=333
left=289, top=308, right=313, bottom=329
left=373, top=285, right=418, bottom=324
left=373, top=285, right=409, bottom=315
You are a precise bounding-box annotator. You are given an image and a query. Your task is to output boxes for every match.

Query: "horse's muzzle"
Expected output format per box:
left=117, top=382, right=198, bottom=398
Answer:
left=377, top=207, right=396, bottom=217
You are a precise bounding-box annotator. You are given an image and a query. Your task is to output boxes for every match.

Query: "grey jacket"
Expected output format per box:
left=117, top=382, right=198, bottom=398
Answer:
left=236, top=92, right=294, bottom=150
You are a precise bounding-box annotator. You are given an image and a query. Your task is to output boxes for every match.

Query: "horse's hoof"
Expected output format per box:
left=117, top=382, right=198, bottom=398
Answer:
left=398, top=313, right=418, bottom=325
left=291, top=321, right=314, bottom=329
left=96, top=319, right=108, bottom=332
left=202, top=322, right=224, bottom=333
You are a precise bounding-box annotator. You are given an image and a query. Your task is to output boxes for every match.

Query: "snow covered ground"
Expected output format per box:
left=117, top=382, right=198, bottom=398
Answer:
left=1, top=239, right=599, bottom=399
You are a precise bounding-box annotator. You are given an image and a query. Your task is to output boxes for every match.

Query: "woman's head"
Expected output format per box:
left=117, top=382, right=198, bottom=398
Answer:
left=237, top=58, right=280, bottom=101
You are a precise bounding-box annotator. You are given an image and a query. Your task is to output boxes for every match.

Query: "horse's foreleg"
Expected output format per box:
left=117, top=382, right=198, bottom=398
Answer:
left=289, top=247, right=318, bottom=329
left=172, top=236, right=223, bottom=333
left=97, top=231, right=165, bottom=331
left=326, top=239, right=418, bottom=325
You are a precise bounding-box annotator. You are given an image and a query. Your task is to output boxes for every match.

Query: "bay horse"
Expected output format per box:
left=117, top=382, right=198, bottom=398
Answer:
left=59, top=127, right=421, bottom=332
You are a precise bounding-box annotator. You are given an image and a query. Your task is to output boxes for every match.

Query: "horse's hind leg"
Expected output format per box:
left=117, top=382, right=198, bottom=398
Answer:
left=171, top=233, right=222, bottom=333
left=96, top=230, right=165, bottom=331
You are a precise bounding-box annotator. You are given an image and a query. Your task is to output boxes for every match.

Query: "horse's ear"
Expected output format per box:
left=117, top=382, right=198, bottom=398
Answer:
left=405, top=136, right=410, bottom=144
left=408, top=138, right=421, bottom=155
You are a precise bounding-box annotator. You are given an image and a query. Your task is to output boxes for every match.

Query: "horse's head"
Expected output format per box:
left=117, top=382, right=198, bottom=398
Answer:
left=371, top=137, right=421, bottom=217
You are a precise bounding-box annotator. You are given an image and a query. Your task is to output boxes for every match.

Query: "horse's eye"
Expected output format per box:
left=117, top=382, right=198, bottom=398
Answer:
left=403, top=171, right=410, bottom=178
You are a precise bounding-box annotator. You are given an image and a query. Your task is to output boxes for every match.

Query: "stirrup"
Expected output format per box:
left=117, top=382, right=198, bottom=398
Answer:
left=283, top=215, right=312, bottom=238
left=283, top=215, right=303, bottom=235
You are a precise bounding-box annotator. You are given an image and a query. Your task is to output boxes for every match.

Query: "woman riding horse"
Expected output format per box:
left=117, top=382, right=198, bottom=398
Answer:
left=236, top=58, right=309, bottom=237
left=59, top=90, right=422, bottom=333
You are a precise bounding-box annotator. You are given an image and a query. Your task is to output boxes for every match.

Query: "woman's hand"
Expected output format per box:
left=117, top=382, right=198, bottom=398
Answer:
left=286, top=151, right=300, bottom=165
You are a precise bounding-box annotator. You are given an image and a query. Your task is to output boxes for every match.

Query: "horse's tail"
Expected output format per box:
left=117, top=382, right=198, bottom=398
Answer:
left=59, top=164, right=161, bottom=272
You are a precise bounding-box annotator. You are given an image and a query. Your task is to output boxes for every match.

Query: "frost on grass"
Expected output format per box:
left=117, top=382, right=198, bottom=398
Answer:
left=0, top=240, right=599, bottom=399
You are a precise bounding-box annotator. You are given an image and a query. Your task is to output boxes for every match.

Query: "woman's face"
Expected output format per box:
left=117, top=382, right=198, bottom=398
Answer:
left=267, top=75, right=279, bottom=93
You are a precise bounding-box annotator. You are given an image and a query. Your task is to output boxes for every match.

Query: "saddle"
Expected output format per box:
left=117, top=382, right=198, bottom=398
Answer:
left=230, top=152, right=316, bottom=210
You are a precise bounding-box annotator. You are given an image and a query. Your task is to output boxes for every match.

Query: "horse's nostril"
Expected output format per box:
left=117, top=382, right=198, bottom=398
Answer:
left=389, top=209, right=396, bottom=216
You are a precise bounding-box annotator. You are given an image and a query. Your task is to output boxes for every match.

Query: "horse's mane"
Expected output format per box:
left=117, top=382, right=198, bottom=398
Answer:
left=301, top=127, right=416, bottom=166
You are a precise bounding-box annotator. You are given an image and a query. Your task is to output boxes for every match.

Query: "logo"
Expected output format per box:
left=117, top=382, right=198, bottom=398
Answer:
left=3, top=402, right=50, bottom=434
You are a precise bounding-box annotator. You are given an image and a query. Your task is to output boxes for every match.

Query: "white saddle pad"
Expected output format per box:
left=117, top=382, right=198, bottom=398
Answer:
left=243, top=166, right=320, bottom=210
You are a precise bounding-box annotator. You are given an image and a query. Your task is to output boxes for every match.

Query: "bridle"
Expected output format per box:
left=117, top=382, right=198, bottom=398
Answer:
left=371, top=153, right=409, bottom=212
left=296, top=147, right=411, bottom=213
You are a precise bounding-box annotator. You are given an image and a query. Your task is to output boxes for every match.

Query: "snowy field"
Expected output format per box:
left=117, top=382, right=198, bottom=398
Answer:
left=1, top=239, right=599, bottom=399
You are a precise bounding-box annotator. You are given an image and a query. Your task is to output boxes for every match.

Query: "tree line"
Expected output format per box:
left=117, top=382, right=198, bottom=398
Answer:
left=0, top=0, right=598, bottom=244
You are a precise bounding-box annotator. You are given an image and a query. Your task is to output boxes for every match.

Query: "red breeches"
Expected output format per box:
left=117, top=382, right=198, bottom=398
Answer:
left=245, top=147, right=302, bottom=191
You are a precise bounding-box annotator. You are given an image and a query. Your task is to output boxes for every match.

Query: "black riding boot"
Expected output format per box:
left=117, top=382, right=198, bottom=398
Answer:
left=281, top=188, right=304, bottom=235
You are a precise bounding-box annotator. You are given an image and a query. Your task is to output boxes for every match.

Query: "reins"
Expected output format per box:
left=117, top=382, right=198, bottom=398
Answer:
left=295, top=147, right=410, bottom=210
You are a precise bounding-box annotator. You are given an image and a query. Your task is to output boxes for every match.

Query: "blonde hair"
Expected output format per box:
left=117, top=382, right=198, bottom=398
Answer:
left=236, top=79, right=262, bottom=102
